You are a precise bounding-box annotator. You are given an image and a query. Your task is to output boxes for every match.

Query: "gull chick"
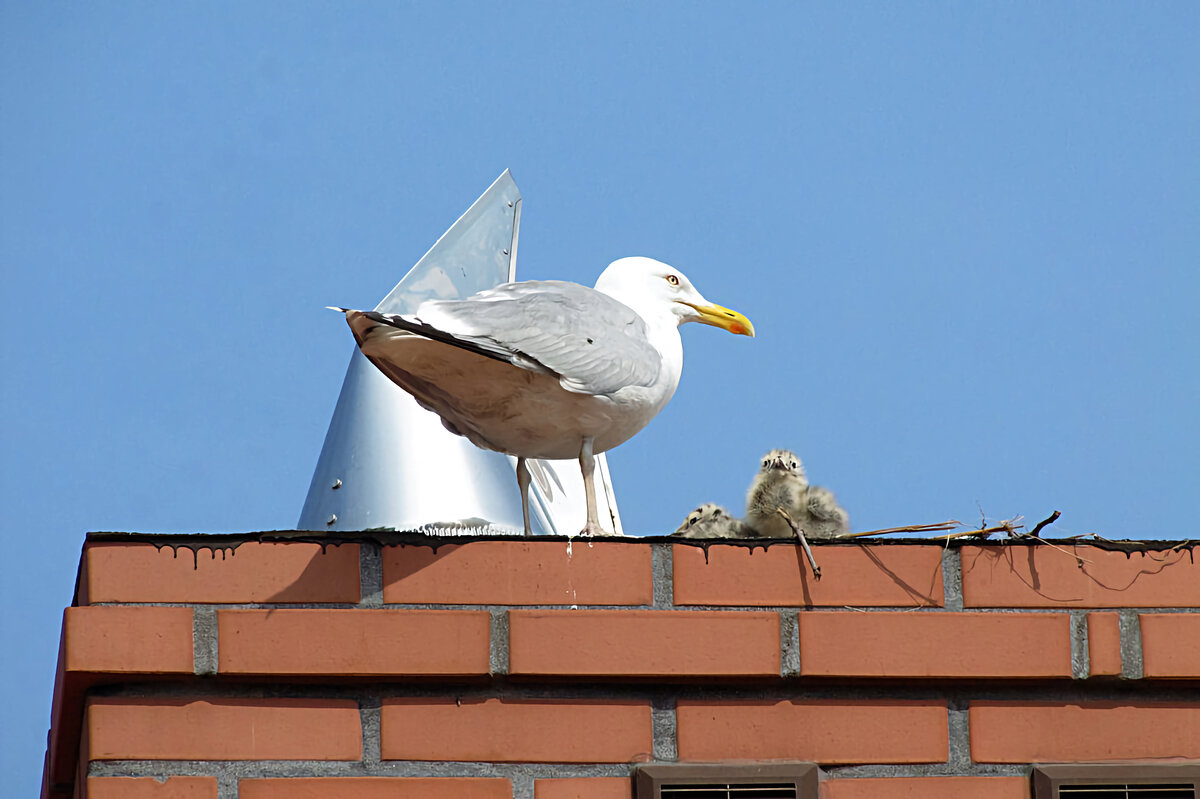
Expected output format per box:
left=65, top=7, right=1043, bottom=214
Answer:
left=745, top=449, right=849, bottom=539
left=673, top=503, right=756, bottom=539
left=332, top=257, right=754, bottom=536
left=744, top=449, right=809, bottom=538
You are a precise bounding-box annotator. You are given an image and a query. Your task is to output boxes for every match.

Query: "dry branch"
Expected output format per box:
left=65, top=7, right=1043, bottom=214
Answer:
left=1029, top=510, right=1062, bottom=538
left=776, top=508, right=821, bottom=581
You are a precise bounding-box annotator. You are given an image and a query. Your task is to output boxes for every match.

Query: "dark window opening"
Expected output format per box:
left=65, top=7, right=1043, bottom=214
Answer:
left=1060, top=787, right=1194, bottom=798
left=661, top=785, right=797, bottom=799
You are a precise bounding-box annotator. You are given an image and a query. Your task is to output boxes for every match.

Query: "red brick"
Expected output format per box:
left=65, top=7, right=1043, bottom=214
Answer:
left=218, top=609, right=490, bottom=676
left=82, top=541, right=360, bottom=603
left=41, top=752, right=64, bottom=799
left=535, top=778, right=631, bottom=799
left=47, top=635, right=77, bottom=788
left=673, top=544, right=944, bottom=607
left=87, top=777, right=218, bottom=799
left=1141, top=613, right=1200, bottom=678
left=1087, top=612, right=1123, bottom=676
left=240, top=778, right=513, bottom=799
left=381, top=697, right=652, bottom=762
left=46, top=608, right=196, bottom=790
left=64, top=606, right=194, bottom=674
left=970, top=701, right=1200, bottom=761
left=86, top=697, right=361, bottom=761
left=961, top=544, right=1200, bottom=607
left=73, top=737, right=84, bottom=799
left=383, top=541, right=651, bottom=605
left=676, top=699, right=948, bottom=763
left=799, top=611, right=1071, bottom=678
left=509, top=610, right=779, bottom=677
left=822, top=776, right=1029, bottom=799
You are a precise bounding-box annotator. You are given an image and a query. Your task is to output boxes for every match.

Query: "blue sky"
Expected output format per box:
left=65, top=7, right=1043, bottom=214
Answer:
left=2, top=2, right=1197, bottom=791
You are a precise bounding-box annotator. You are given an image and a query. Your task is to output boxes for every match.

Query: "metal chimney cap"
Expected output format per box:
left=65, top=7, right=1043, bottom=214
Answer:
left=298, top=171, right=623, bottom=536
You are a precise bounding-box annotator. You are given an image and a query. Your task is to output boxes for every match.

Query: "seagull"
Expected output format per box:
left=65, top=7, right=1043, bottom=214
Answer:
left=331, top=257, right=754, bottom=536
left=673, top=503, right=757, bottom=539
left=744, top=448, right=809, bottom=538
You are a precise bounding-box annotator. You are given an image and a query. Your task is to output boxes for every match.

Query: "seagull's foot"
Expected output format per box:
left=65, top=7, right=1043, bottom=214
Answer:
left=578, top=521, right=613, bottom=537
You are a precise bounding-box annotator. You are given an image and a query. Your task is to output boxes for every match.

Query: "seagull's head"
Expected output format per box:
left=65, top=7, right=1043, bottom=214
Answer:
left=595, top=257, right=755, bottom=337
left=760, top=448, right=806, bottom=479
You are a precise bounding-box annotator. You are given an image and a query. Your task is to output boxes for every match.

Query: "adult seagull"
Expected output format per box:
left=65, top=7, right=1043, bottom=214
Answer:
left=331, top=256, right=755, bottom=535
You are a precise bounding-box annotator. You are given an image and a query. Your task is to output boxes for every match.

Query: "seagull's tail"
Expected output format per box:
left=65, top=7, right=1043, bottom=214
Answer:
left=325, top=306, right=350, bottom=313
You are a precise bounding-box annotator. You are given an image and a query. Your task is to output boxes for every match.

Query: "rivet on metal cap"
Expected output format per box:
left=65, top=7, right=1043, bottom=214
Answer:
left=331, top=479, right=342, bottom=490
left=326, top=514, right=337, bottom=526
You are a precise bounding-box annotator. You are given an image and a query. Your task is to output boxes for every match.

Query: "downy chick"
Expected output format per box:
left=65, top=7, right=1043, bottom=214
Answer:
left=744, top=449, right=809, bottom=538
left=673, top=503, right=755, bottom=539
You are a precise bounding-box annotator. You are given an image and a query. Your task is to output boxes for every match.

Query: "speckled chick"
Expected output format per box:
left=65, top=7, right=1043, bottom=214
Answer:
left=744, top=449, right=810, bottom=538
left=672, top=503, right=756, bottom=539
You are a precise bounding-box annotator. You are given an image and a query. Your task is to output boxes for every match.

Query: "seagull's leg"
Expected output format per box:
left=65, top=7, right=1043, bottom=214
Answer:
left=516, top=456, right=533, bottom=537
left=578, top=436, right=604, bottom=536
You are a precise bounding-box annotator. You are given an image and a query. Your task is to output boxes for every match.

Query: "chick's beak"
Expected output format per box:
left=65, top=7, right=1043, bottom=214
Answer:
left=685, top=302, right=756, bottom=337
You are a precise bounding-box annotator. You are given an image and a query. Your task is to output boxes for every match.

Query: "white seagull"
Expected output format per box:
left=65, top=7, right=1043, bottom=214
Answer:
left=331, top=256, right=755, bottom=536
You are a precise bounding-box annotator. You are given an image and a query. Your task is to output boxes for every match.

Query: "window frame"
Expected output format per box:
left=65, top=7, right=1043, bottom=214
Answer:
left=635, top=763, right=819, bottom=799
left=1033, top=763, right=1200, bottom=798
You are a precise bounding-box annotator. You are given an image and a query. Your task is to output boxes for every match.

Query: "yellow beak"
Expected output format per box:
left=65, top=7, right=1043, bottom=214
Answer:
left=687, top=302, right=756, bottom=337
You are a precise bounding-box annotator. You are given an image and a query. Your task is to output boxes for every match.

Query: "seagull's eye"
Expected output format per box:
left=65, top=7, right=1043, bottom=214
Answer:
left=665, top=274, right=680, bottom=286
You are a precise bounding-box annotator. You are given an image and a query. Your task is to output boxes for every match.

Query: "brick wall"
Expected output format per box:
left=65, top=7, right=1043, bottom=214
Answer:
left=44, top=533, right=1200, bottom=799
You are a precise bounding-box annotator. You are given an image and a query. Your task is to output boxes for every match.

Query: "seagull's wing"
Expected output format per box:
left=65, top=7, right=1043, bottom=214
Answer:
left=353, top=280, right=664, bottom=397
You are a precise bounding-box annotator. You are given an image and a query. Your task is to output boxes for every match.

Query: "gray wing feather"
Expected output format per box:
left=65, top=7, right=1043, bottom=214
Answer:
left=387, top=281, right=663, bottom=396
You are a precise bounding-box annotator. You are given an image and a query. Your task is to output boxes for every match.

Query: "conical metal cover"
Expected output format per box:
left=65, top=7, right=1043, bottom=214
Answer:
left=298, top=171, right=623, bottom=535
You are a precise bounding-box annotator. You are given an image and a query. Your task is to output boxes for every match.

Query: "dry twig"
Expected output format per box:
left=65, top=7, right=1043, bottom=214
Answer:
left=777, top=508, right=821, bottom=581
left=1017, top=533, right=1093, bottom=566
left=1029, top=510, right=1062, bottom=538
left=940, top=513, right=1027, bottom=537
left=836, top=521, right=960, bottom=539
left=935, top=528, right=1000, bottom=541
left=940, top=518, right=1024, bottom=540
